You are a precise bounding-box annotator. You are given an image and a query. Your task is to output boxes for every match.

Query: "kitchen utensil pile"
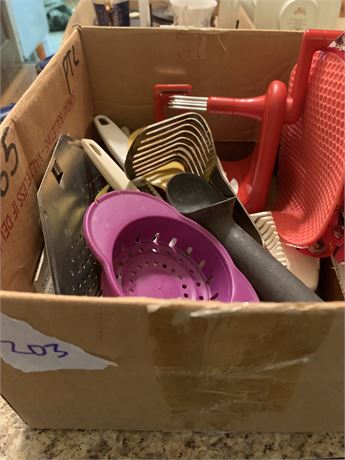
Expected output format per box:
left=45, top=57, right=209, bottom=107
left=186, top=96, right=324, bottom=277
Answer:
left=36, top=29, right=345, bottom=303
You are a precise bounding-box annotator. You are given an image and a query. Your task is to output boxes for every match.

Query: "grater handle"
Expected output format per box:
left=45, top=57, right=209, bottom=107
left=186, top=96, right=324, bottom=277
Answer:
left=94, top=115, right=129, bottom=168
left=81, top=139, right=136, bottom=191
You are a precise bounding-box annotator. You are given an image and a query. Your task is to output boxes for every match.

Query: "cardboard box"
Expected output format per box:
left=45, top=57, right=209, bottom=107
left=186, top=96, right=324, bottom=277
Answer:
left=65, top=0, right=96, bottom=35
left=0, top=27, right=344, bottom=431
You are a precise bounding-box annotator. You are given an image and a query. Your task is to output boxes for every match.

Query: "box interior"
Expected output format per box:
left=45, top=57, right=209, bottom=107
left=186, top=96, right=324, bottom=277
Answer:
left=81, top=27, right=302, bottom=141
left=1, top=27, right=340, bottom=299
left=1, top=27, right=305, bottom=294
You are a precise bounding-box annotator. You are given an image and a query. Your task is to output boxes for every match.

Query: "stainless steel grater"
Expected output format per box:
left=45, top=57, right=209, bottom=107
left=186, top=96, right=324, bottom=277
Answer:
left=37, top=135, right=106, bottom=296
left=33, top=247, right=55, bottom=294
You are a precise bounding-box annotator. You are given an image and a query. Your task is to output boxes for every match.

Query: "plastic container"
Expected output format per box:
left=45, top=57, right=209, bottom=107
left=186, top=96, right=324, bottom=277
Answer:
left=253, top=0, right=342, bottom=30
left=170, top=0, right=217, bottom=27
left=217, top=0, right=239, bottom=28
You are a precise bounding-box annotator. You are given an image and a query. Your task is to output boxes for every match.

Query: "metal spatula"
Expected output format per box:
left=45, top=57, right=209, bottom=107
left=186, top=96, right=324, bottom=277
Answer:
left=126, top=113, right=214, bottom=177
left=125, top=112, right=263, bottom=245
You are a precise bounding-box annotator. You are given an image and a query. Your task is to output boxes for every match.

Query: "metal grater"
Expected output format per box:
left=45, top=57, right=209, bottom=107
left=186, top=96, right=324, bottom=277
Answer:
left=33, top=247, right=55, bottom=294
left=37, top=135, right=106, bottom=296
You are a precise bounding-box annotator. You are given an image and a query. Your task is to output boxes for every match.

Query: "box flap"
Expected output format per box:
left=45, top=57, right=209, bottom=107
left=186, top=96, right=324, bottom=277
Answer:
left=0, top=30, right=94, bottom=292
left=1, top=291, right=344, bottom=431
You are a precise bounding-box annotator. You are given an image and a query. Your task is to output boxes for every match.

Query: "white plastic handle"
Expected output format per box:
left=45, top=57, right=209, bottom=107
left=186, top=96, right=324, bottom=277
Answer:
left=121, top=126, right=131, bottom=137
left=94, top=115, right=129, bottom=169
left=81, top=139, right=136, bottom=191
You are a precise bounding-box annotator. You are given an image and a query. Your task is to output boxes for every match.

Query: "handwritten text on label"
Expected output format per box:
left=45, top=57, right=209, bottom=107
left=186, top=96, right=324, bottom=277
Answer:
left=0, top=313, right=117, bottom=372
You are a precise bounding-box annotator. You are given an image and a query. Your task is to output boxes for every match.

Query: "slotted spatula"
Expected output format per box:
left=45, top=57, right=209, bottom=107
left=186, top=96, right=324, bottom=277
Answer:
left=124, top=112, right=263, bottom=245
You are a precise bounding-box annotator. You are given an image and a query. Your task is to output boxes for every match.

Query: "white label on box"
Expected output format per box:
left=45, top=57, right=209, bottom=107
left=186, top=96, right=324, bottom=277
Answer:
left=0, top=313, right=117, bottom=373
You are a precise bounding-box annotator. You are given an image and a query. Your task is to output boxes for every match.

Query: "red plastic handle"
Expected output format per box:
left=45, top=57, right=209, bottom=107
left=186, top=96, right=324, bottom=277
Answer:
left=206, top=95, right=266, bottom=120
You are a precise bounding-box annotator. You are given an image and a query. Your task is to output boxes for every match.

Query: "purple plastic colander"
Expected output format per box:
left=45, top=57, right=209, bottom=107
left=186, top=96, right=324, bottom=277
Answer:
left=83, top=190, right=258, bottom=302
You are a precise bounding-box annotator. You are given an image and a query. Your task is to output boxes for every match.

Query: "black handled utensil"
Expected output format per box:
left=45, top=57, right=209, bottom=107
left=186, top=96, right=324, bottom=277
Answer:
left=166, top=173, right=322, bottom=302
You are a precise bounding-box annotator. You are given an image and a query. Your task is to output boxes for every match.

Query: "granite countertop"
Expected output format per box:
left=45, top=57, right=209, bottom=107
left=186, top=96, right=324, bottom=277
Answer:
left=0, top=397, right=344, bottom=460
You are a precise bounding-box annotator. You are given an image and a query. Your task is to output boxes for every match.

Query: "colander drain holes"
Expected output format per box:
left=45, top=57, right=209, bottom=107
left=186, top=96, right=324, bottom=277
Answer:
left=118, top=256, right=208, bottom=299
left=112, top=236, right=220, bottom=300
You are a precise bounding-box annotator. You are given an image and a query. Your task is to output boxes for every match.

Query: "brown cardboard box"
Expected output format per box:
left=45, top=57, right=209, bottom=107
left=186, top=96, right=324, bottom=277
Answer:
left=0, top=27, right=344, bottom=431
left=65, top=0, right=96, bottom=35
